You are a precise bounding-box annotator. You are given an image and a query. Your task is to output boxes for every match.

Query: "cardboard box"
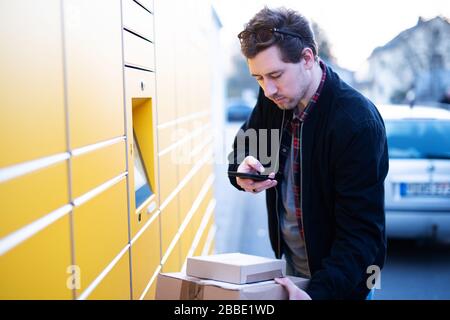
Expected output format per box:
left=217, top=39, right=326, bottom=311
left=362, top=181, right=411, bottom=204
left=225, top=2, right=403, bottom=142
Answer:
left=186, top=253, right=286, bottom=284
left=155, top=272, right=309, bottom=300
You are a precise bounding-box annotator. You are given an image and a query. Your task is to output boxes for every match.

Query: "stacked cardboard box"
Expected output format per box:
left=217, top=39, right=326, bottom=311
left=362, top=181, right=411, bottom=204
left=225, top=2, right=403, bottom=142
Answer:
left=155, top=253, right=309, bottom=300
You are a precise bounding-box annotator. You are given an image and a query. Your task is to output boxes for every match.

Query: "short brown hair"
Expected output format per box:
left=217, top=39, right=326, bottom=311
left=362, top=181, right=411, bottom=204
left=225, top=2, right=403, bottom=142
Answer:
left=238, top=7, right=318, bottom=63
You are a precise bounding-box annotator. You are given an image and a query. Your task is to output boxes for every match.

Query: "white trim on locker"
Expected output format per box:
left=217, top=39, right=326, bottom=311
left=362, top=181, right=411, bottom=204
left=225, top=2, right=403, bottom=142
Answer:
left=0, top=153, right=70, bottom=184
left=180, top=199, right=216, bottom=272
left=72, top=172, right=127, bottom=207
left=71, top=136, right=126, bottom=157
left=160, top=173, right=214, bottom=266
left=77, top=243, right=131, bottom=300
left=139, top=264, right=161, bottom=300
left=0, top=136, right=127, bottom=184
left=0, top=204, right=72, bottom=256
left=159, top=151, right=213, bottom=211
left=157, top=123, right=210, bottom=157
left=157, top=110, right=210, bottom=129
left=201, top=224, right=216, bottom=256
left=130, top=209, right=160, bottom=246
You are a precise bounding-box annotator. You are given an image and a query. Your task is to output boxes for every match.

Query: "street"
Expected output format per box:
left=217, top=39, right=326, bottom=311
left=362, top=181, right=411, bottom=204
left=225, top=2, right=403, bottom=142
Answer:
left=214, top=122, right=450, bottom=300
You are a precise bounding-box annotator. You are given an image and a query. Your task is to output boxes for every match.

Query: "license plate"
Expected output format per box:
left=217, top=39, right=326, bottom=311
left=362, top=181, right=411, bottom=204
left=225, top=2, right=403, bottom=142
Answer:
left=400, top=182, right=450, bottom=197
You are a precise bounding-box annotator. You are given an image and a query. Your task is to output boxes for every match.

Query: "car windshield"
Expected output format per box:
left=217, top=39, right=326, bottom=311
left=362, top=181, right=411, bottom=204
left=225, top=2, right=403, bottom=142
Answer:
left=385, top=119, right=450, bottom=159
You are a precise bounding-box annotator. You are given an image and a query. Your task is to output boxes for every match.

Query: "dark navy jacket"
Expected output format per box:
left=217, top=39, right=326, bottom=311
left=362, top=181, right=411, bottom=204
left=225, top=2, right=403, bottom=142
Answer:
left=228, top=65, right=389, bottom=300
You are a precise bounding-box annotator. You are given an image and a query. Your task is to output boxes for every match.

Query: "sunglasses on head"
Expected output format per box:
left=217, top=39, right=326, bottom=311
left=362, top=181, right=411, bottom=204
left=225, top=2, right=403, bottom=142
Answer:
left=238, top=28, right=303, bottom=44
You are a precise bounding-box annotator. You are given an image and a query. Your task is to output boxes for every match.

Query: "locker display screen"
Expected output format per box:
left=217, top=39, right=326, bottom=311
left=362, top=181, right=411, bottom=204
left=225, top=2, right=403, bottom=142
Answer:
left=133, top=138, right=153, bottom=208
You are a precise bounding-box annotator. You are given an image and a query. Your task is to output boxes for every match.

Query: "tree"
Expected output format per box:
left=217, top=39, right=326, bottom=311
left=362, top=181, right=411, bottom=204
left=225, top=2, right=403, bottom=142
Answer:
left=312, top=21, right=336, bottom=63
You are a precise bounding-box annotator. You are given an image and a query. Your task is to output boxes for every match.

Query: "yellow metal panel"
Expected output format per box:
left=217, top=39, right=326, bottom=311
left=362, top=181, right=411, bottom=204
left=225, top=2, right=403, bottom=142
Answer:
left=0, top=0, right=66, bottom=167
left=72, top=141, right=126, bottom=199
left=0, top=161, right=69, bottom=238
left=160, top=197, right=179, bottom=255
left=64, top=0, right=124, bottom=149
left=142, top=277, right=157, bottom=300
left=153, top=0, right=176, bottom=125
left=87, top=250, right=131, bottom=300
left=192, top=169, right=202, bottom=203
left=194, top=217, right=214, bottom=257
left=157, top=126, right=178, bottom=154
left=161, top=241, right=180, bottom=273
left=0, top=215, right=73, bottom=299
left=177, top=145, right=194, bottom=185
left=180, top=163, right=194, bottom=190
left=156, top=95, right=177, bottom=125
left=73, top=179, right=128, bottom=294
left=178, top=179, right=193, bottom=224
left=193, top=189, right=213, bottom=233
left=129, top=194, right=158, bottom=240
left=158, top=152, right=178, bottom=205
left=184, top=190, right=213, bottom=260
left=179, top=222, right=193, bottom=265
left=123, top=31, right=155, bottom=71
left=125, top=67, right=156, bottom=99
left=122, top=0, right=154, bottom=42
left=131, top=215, right=160, bottom=299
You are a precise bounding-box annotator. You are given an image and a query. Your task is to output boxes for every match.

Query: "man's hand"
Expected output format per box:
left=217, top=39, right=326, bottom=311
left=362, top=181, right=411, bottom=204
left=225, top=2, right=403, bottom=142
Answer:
left=274, top=277, right=312, bottom=300
left=236, top=156, right=277, bottom=193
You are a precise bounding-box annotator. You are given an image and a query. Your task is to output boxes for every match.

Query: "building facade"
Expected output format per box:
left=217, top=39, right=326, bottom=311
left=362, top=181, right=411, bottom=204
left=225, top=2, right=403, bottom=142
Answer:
left=358, top=16, right=450, bottom=105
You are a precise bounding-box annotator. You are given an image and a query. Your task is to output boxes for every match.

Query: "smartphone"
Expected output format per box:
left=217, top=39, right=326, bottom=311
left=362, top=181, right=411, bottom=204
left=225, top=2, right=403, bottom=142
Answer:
left=228, top=171, right=274, bottom=181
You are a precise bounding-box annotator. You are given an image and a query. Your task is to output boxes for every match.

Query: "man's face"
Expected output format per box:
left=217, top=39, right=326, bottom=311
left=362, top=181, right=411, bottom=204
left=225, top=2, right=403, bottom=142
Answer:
left=248, top=45, right=310, bottom=110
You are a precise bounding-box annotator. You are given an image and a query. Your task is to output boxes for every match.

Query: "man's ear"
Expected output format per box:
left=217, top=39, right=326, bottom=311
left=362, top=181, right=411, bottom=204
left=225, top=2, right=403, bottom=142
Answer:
left=301, top=48, right=315, bottom=69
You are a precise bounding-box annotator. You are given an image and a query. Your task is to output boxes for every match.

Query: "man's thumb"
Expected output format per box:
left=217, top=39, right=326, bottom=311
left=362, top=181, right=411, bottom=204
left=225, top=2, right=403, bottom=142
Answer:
left=275, top=277, right=295, bottom=295
left=246, top=156, right=264, bottom=173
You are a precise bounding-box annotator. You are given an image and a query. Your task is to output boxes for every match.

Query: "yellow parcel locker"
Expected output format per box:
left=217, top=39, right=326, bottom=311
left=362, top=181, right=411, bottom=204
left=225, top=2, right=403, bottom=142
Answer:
left=0, top=161, right=69, bottom=238
left=161, top=239, right=181, bottom=273
left=158, top=152, right=178, bottom=205
left=72, top=179, right=128, bottom=295
left=63, top=0, right=125, bottom=149
left=0, top=0, right=66, bottom=167
left=179, top=221, right=194, bottom=266
left=0, top=214, right=73, bottom=299
left=71, top=141, right=126, bottom=199
left=86, top=250, right=131, bottom=300
left=178, top=178, right=193, bottom=225
left=131, top=214, right=160, bottom=299
left=159, top=196, right=179, bottom=255
left=194, top=215, right=214, bottom=257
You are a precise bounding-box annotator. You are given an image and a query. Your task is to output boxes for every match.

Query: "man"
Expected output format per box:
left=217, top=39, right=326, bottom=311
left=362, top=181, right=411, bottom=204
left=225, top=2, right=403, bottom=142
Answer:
left=227, top=7, right=388, bottom=300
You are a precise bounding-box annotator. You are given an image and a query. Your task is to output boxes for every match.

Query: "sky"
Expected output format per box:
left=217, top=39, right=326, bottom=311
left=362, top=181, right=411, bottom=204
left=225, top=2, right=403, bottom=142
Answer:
left=212, top=0, right=450, bottom=72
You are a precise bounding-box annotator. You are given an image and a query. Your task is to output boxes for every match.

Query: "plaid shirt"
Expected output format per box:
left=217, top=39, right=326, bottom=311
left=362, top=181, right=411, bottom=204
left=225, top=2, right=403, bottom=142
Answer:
left=278, top=60, right=327, bottom=239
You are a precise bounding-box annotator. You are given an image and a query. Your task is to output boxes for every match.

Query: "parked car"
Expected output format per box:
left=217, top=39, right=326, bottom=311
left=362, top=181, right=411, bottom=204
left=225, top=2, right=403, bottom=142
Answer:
left=226, top=99, right=253, bottom=122
left=378, top=104, right=450, bottom=241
